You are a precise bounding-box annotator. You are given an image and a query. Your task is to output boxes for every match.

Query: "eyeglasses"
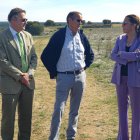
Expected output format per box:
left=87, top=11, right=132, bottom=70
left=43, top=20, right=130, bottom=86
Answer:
left=20, top=18, right=28, bottom=22
left=76, top=19, right=83, bottom=23
left=122, top=22, right=131, bottom=26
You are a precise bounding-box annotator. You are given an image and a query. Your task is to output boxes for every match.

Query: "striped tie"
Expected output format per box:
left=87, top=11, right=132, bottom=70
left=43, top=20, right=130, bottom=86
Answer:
left=17, top=33, right=28, bottom=72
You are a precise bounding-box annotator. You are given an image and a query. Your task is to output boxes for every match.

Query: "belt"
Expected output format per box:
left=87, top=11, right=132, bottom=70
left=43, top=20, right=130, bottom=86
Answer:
left=57, top=68, right=84, bottom=75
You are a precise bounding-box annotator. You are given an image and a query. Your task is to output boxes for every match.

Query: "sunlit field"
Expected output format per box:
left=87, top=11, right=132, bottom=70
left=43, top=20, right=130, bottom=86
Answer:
left=0, top=25, right=132, bottom=140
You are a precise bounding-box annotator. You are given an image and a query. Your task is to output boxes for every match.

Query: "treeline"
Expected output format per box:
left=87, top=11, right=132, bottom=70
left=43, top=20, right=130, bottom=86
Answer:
left=26, top=19, right=113, bottom=35
left=0, top=19, right=121, bottom=36
left=0, top=22, right=9, bottom=32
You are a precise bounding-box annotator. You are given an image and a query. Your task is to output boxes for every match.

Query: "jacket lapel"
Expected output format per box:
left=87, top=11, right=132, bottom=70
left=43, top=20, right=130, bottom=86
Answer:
left=6, top=29, right=20, bottom=55
left=119, top=35, right=127, bottom=51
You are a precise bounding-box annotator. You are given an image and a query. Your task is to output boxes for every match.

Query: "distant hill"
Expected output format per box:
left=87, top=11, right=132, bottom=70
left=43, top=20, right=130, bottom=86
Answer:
left=0, top=21, right=8, bottom=26
left=0, top=22, right=8, bottom=31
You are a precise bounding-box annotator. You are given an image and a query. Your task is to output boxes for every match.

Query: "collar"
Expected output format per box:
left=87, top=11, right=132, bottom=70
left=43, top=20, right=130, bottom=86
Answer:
left=9, top=26, right=19, bottom=37
left=66, top=26, right=80, bottom=36
left=66, top=26, right=73, bottom=36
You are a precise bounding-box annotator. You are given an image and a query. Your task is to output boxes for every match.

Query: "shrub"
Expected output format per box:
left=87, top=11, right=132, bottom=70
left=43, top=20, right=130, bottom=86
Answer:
left=25, top=21, right=44, bottom=35
left=44, top=20, right=55, bottom=26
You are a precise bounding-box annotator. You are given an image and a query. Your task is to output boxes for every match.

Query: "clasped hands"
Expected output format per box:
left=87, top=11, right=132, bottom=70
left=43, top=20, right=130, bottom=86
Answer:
left=20, top=73, right=32, bottom=87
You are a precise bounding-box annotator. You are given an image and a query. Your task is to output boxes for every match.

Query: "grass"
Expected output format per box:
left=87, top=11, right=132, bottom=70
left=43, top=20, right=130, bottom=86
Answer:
left=0, top=26, right=131, bottom=140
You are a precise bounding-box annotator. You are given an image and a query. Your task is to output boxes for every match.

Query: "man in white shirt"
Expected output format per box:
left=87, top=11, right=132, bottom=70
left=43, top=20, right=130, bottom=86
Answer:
left=41, top=11, right=94, bottom=140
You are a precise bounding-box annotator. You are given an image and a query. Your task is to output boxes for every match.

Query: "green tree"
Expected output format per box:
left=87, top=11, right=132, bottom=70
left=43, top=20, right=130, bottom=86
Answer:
left=25, top=21, right=44, bottom=35
left=44, top=20, right=55, bottom=26
left=87, top=21, right=92, bottom=24
left=102, top=19, right=111, bottom=24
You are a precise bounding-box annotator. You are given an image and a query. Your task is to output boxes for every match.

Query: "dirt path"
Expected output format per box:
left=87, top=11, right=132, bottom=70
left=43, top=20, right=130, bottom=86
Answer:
left=0, top=39, right=118, bottom=140
left=30, top=62, right=118, bottom=140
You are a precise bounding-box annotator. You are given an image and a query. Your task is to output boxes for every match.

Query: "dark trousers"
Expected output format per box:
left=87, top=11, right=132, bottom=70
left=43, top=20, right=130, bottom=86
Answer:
left=1, top=85, right=34, bottom=140
left=116, top=76, right=140, bottom=140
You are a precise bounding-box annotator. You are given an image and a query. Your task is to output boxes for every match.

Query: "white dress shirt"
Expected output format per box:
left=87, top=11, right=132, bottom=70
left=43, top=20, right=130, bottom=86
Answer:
left=9, top=26, right=23, bottom=56
left=57, top=26, right=85, bottom=72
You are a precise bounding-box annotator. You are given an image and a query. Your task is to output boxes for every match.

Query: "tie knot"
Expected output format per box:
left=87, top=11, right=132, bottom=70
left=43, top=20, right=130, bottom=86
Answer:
left=17, top=33, right=22, bottom=41
left=17, top=32, right=21, bottom=37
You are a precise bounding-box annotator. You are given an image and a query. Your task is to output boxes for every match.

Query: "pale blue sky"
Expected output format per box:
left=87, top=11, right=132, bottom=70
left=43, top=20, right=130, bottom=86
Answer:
left=0, top=0, right=140, bottom=22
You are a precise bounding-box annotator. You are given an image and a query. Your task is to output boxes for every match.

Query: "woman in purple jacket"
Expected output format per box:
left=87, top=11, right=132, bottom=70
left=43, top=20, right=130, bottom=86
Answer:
left=111, top=14, right=140, bottom=140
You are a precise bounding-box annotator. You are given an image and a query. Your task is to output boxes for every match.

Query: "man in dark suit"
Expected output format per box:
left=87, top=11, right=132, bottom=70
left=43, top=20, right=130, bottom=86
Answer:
left=41, top=11, right=94, bottom=140
left=0, top=8, right=37, bottom=140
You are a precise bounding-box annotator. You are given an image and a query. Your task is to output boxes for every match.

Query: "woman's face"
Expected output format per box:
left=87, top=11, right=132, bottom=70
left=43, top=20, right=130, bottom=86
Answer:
left=122, top=17, right=136, bottom=34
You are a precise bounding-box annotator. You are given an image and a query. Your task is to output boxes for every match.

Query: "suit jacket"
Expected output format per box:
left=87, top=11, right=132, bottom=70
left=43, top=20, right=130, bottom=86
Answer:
left=111, top=34, right=140, bottom=87
left=0, top=28, right=37, bottom=94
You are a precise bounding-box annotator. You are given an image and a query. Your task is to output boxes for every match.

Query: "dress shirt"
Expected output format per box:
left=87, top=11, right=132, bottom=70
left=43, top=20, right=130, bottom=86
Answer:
left=9, top=26, right=23, bottom=56
left=57, top=26, right=85, bottom=72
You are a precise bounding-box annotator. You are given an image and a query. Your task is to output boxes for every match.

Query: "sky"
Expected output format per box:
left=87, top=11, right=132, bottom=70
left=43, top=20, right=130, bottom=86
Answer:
left=0, top=0, right=140, bottom=22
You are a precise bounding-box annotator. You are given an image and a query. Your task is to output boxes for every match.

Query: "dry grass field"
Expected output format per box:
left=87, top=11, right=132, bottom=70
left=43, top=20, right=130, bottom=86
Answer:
left=1, top=26, right=132, bottom=140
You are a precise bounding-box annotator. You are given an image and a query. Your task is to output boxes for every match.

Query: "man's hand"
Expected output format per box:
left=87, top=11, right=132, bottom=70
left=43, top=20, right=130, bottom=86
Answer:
left=20, top=73, right=30, bottom=87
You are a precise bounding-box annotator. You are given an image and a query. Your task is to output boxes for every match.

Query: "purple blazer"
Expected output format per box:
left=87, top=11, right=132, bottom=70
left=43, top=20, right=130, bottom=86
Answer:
left=111, top=34, right=140, bottom=87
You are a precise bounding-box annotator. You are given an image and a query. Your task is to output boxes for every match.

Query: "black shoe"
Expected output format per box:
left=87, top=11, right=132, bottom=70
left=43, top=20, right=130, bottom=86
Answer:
left=67, top=139, right=74, bottom=140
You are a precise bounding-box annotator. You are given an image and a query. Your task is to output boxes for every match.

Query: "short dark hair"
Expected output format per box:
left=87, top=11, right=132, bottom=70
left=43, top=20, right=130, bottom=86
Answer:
left=8, top=8, right=26, bottom=22
left=66, top=11, right=82, bottom=23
